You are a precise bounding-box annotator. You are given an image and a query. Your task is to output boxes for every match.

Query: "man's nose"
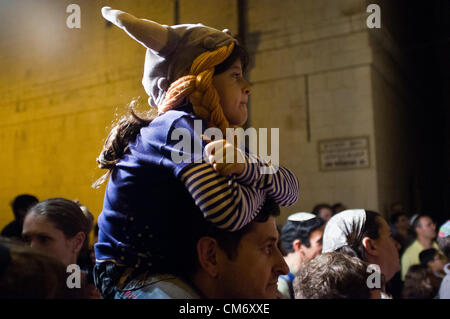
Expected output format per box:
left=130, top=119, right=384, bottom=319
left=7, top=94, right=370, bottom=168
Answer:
left=274, top=248, right=289, bottom=275
left=242, top=79, right=251, bottom=95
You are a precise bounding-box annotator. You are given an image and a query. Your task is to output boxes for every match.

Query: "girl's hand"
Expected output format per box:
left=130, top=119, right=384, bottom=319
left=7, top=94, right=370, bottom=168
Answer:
left=203, top=138, right=246, bottom=176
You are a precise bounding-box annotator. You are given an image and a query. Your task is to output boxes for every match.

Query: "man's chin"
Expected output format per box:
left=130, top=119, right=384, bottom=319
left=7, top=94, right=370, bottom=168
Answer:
left=265, top=283, right=280, bottom=299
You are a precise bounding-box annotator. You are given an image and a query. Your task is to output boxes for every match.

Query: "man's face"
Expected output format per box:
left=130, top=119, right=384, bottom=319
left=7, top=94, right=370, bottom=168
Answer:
left=216, top=216, right=289, bottom=298
left=417, top=217, right=436, bottom=240
left=301, top=226, right=324, bottom=261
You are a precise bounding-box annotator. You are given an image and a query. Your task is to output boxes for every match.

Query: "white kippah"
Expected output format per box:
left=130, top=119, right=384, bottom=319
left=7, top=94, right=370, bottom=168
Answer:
left=322, top=209, right=366, bottom=253
left=287, top=212, right=316, bottom=222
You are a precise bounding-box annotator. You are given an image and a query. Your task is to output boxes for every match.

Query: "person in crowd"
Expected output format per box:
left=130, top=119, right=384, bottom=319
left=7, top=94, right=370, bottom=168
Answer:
left=312, top=203, right=333, bottom=224
left=92, top=7, right=298, bottom=299
left=293, top=251, right=379, bottom=299
left=0, top=237, right=84, bottom=298
left=95, top=197, right=289, bottom=299
left=401, top=215, right=441, bottom=280
left=390, top=211, right=412, bottom=254
left=401, top=264, right=441, bottom=299
left=1, top=194, right=38, bottom=241
left=22, top=197, right=100, bottom=298
left=437, top=220, right=450, bottom=298
left=322, top=209, right=400, bottom=298
left=277, top=212, right=324, bottom=298
left=385, top=211, right=412, bottom=298
left=419, top=248, right=446, bottom=278
left=331, top=202, right=346, bottom=215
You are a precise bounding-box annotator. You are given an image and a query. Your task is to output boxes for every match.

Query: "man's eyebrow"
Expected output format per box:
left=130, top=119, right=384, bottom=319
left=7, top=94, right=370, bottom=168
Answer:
left=263, top=236, right=278, bottom=244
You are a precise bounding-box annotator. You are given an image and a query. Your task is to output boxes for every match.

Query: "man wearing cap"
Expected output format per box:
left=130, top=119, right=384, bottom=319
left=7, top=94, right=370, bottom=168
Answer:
left=277, top=212, right=324, bottom=299
left=401, top=215, right=442, bottom=280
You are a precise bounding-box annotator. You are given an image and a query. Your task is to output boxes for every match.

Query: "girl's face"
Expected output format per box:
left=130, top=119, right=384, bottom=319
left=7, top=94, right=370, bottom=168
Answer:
left=213, top=59, right=251, bottom=126
left=22, top=212, right=80, bottom=266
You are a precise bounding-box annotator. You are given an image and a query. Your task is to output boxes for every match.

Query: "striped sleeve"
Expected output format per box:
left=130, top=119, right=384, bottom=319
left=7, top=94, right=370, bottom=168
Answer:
left=179, top=162, right=266, bottom=231
left=235, top=154, right=300, bottom=207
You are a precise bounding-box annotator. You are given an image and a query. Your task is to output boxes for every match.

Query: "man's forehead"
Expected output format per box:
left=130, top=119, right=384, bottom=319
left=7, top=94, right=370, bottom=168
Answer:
left=245, top=216, right=278, bottom=242
left=420, top=216, right=433, bottom=224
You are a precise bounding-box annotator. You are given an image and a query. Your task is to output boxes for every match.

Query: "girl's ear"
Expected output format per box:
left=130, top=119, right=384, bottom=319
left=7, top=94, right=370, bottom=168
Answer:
left=196, top=236, right=219, bottom=278
left=362, top=237, right=378, bottom=256
left=71, top=232, right=86, bottom=255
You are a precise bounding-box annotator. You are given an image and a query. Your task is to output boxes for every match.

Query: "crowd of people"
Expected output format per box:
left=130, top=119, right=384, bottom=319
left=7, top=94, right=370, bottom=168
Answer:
left=1, top=194, right=448, bottom=299
left=278, top=204, right=449, bottom=299
left=1, top=6, right=449, bottom=299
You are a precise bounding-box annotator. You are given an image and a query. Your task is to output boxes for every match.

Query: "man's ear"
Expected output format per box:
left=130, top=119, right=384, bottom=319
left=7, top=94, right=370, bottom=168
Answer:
left=292, top=239, right=302, bottom=252
left=196, top=236, right=219, bottom=278
left=362, top=237, right=378, bottom=256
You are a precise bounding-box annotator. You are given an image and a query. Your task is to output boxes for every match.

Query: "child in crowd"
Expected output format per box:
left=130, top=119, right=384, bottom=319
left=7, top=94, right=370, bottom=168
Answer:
left=92, top=7, right=299, bottom=298
left=402, top=264, right=441, bottom=299
left=419, top=248, right=446, bottom=278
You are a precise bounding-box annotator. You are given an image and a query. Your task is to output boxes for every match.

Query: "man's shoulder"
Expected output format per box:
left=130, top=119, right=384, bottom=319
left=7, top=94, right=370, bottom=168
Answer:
left=403, top=240, right=419, bottom=254
left=120, top=274, right=201, bottom=299
left=401, top=240, right=421, bottom=263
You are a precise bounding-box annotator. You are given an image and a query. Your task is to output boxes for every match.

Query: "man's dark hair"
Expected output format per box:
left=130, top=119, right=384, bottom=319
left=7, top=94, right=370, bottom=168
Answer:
left=419, top=248, right=439, bottom=267
left=280, top=216, right=324, bottom=254
left=390, top=212, right=408, bottom=225
left=165, top=197, right=280, bottom=281
left=293, top=251, right=371, bottom=299
left=206, top=197, right=280, bottom=260
left=10, top=194, right=38, bottom=220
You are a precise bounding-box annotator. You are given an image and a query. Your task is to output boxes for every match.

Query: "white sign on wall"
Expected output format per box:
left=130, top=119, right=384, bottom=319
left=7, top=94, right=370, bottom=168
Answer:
left=318, top=136, right=370, bottom=171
